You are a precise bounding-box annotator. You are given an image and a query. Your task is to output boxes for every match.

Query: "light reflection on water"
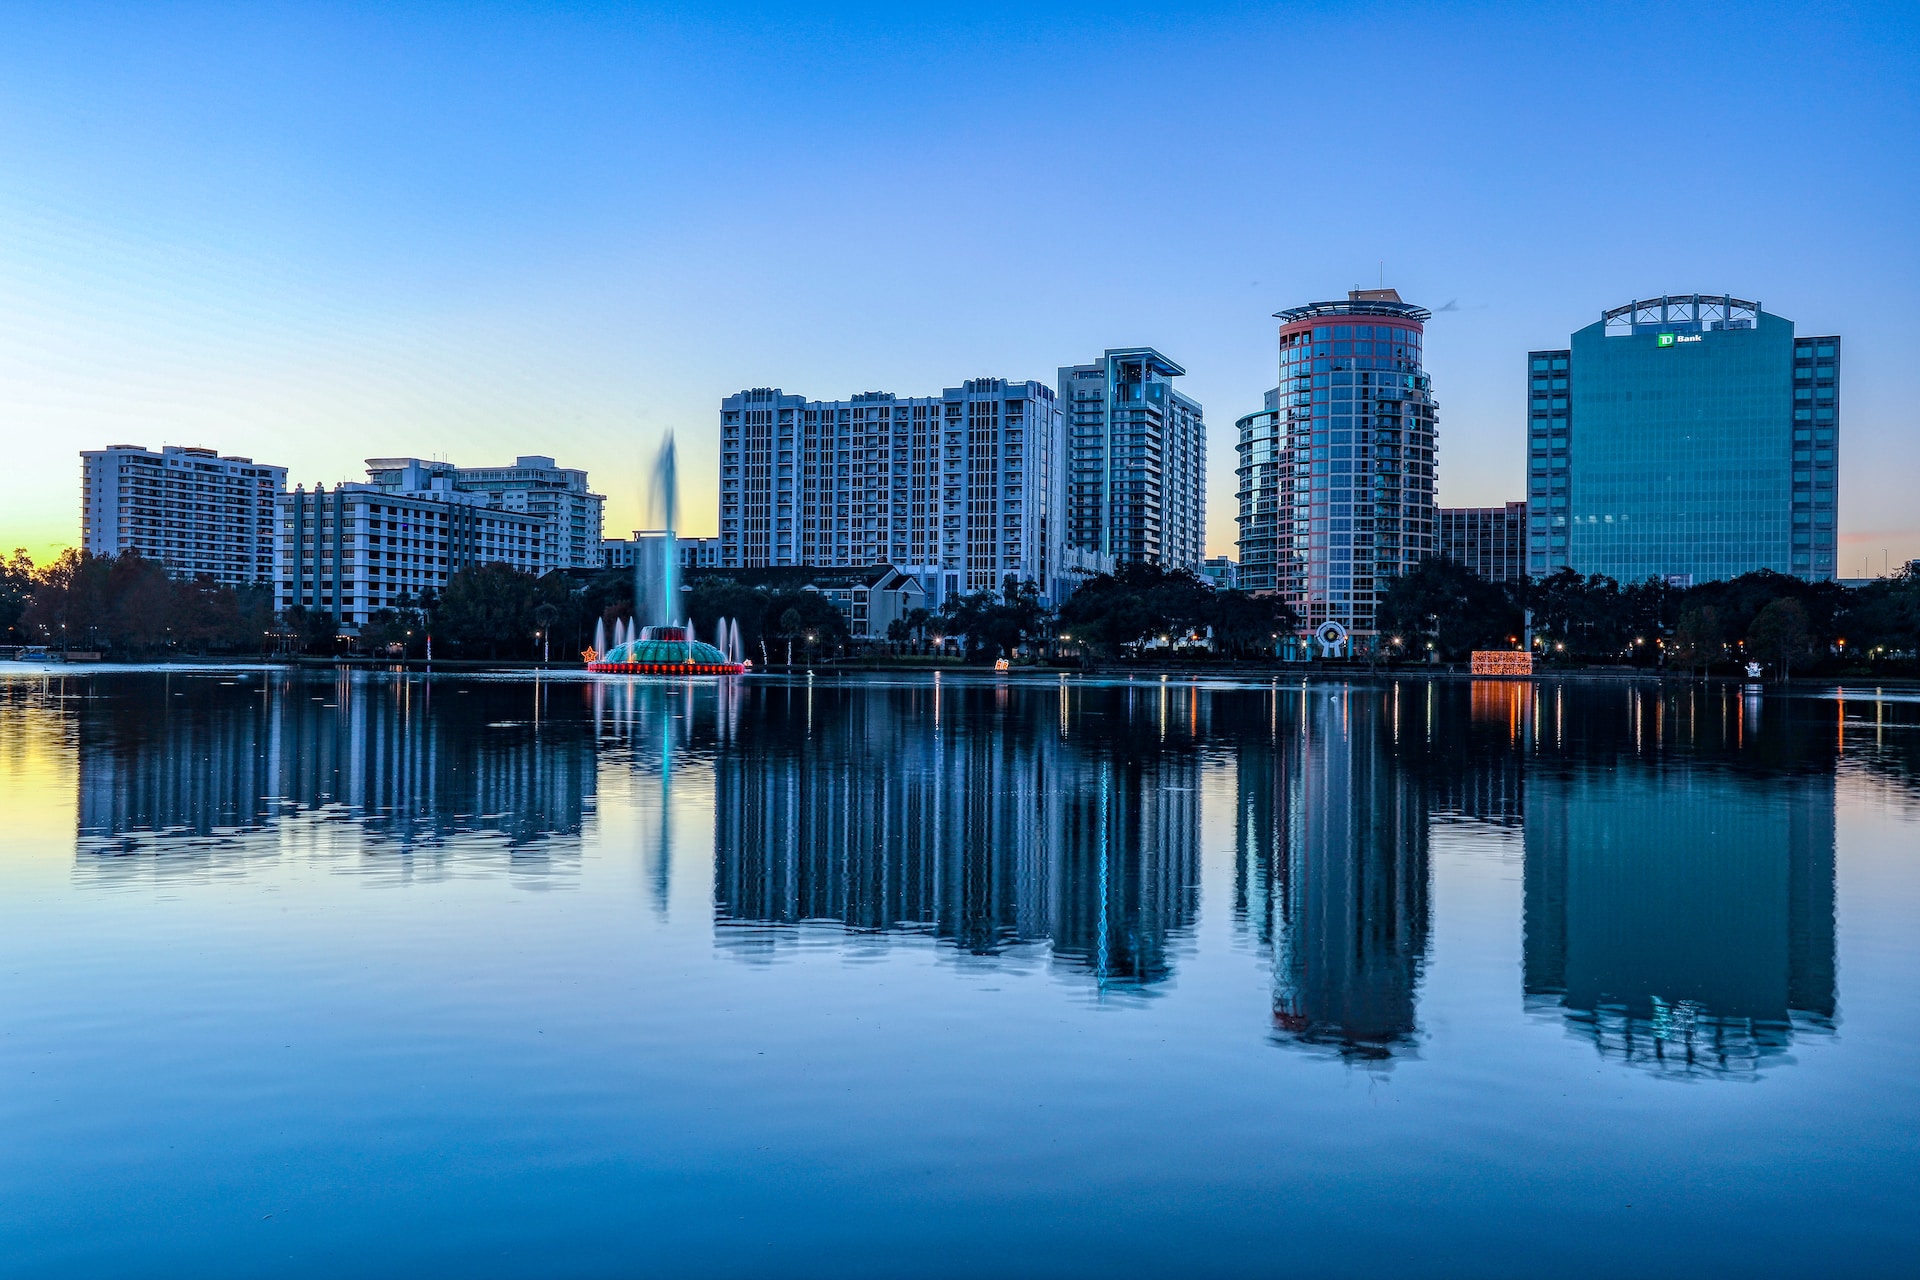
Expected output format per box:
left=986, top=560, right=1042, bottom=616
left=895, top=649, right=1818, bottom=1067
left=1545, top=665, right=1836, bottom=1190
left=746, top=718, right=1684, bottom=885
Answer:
left=1, top=668, right=1917, bottom=1276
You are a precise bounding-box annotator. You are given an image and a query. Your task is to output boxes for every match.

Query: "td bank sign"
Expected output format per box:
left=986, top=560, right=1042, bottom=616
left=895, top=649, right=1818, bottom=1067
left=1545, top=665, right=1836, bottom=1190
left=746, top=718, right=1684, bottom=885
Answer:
left=1656, top=332, right=1704, bottom=347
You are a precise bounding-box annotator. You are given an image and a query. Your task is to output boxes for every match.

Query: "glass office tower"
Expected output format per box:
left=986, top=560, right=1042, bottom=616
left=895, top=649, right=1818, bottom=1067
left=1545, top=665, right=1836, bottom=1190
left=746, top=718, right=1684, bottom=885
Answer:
left=1273, top=289, right=1439, bottom=649
left=1526, top=294, right=1839, bottom=583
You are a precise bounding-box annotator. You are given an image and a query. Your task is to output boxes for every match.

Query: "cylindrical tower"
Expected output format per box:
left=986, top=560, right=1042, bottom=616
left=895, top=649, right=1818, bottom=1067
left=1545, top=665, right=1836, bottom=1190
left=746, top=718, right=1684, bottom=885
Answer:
left=1271, top=289, right=1438, bottom=652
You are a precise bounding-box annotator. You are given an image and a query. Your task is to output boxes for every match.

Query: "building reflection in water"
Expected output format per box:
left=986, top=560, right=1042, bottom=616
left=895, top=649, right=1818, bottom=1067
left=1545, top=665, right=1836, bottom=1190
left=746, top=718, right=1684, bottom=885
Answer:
left=712, top=678, right=1201, bottom=991
left=55, top=668, right=1862, bottom=1064
left=1236, top=684, right=1431, bottom=1063
left=73, top=671, right=597, bottom=871
left=1522, top=683, right=1838, bottom=1078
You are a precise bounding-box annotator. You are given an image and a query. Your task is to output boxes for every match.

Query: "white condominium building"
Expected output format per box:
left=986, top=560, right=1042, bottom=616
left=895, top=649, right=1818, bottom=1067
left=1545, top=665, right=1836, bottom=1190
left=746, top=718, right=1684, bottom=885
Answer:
left=276, top=463, right=546, bottom=628
left=364, top=455, right=605, bottom=571
left=717, top=378, right=1067, bottom=607
left=81, top=444, right=287, bottom=586
left=1057, top=349, right=1206, bottom=572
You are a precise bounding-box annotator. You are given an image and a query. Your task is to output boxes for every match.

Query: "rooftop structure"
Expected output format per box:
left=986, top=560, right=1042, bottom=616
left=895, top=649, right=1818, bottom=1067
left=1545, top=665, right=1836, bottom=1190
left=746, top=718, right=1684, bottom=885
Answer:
left=1274, top=288, right=1434, bottom=325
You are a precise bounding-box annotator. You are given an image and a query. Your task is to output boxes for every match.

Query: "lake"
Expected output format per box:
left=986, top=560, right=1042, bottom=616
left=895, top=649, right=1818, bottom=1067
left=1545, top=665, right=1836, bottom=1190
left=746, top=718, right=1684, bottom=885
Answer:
left=1, top=668, right=1916, bottom=1277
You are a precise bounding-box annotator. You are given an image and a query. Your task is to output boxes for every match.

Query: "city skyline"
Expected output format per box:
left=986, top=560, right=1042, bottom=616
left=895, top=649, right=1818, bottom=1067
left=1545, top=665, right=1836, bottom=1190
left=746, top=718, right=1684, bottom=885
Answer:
left=0, top=4, right=1914, bottom=572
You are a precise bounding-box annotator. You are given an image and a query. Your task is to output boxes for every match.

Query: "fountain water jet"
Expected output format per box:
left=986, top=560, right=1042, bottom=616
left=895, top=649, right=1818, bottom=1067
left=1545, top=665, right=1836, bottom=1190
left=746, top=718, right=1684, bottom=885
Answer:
left=587, top=432, right=744, bottom=675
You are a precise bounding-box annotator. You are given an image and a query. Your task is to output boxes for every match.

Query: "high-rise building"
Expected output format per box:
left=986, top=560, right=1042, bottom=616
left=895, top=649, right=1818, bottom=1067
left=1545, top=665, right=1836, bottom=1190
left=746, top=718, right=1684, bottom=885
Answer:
left=1057, top=349, right=1206, bottom=571
left=1526, top=294, right=1839, bottom=584
left=276, top=462, right=547, bottom=629
left=1233, top=388, right=1283, bottom=593
left=365, top=455, right=604, bottom=572
left=1438, top=502, right=1528, bottom=582
left=1271, top=289, right=1439, bottom=648
left=717, top=378, right=1066, bottom=607
left=80, top=444, right=286, bottom=586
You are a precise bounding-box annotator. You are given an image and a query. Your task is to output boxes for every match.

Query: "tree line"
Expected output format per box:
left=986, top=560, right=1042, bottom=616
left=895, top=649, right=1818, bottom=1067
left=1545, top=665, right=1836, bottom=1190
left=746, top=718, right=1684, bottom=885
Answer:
left=0, top=548, right=862, bottom=662
left=3, top=549, right=275, bottom=654
left=1377, top=557, right=1920, bottom=675
left=1053, top=564, right=1299, bottom=659
left=8, top=545, right=1917, bottom=675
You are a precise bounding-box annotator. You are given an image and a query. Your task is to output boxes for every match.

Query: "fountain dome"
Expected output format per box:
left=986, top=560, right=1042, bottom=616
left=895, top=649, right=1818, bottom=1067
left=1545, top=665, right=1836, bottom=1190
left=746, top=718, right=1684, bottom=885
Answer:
left=589, top=625, right=744, bottom=674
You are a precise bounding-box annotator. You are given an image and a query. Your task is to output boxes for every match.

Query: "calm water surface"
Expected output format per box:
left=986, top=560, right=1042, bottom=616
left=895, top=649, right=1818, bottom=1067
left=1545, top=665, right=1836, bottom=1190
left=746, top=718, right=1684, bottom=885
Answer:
left=2, top=668, right=1917, bottom=1277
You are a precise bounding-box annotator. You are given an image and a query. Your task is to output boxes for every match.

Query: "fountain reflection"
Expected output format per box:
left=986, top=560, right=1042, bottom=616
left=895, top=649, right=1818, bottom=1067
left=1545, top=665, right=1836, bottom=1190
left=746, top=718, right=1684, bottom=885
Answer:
left=71, top=671, right=596, bottom=874
left=712, top=679, right=1200, bottom=991
left=1522, top=683, right=1838, bottom=1078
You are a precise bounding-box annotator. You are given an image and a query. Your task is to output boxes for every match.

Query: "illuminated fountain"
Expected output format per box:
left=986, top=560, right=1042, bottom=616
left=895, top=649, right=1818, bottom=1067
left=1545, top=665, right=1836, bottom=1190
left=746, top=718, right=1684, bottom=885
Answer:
left=589, top=432, right=745, bottom=675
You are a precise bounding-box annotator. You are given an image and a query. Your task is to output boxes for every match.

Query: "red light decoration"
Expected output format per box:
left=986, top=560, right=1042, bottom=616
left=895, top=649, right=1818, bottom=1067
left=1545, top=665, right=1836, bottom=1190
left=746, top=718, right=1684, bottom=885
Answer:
left=1470, top=651, right=1534, bottom=676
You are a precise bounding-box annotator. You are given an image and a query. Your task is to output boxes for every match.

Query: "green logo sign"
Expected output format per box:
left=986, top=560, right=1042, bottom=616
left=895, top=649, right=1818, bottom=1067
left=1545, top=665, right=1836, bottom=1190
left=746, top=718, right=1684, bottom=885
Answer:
left=1657, top=332, right=1675, bottom=347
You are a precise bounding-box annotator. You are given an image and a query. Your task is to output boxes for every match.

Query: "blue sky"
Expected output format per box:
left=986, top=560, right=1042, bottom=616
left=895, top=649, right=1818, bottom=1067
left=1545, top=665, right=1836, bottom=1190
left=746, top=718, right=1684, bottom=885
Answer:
left=1, top=1, right=1915, bottom=570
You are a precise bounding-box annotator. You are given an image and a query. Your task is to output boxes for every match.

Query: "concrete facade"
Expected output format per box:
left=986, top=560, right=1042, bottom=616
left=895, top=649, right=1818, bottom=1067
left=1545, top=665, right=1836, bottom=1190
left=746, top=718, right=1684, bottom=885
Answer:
left=277, top=463, right=546, bottom=629
left=81, top=444, right=286, bottom=585
left=366, top=455, right=605, bottom=572
left=718, top=378, right=1067, bottom=609
left=1058, top=349, right=1206, bottom=572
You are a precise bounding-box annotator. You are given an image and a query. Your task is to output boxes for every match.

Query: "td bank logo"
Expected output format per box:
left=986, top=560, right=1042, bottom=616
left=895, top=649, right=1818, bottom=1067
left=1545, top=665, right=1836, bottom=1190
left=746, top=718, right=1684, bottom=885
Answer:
left=1657, top=332, right=1675, bottom=347
left=1656, top=332, right=1703, bottom=347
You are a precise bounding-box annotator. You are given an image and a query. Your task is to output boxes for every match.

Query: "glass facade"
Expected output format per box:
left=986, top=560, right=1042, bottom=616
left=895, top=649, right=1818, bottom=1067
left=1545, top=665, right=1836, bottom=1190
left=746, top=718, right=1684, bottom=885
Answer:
left=1527, top=295, right=1838, bottom=584
left=1232, top=388, right=1283, bottom=594
left=1271, top=290, right=1439, bottom=645
left=1523, top=349, right=1572, bottom=576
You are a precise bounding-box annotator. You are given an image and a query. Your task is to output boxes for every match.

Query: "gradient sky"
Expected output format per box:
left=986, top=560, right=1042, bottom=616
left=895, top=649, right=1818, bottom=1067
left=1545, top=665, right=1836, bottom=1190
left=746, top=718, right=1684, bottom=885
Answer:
left=1, top=2, right=1915, bottom=572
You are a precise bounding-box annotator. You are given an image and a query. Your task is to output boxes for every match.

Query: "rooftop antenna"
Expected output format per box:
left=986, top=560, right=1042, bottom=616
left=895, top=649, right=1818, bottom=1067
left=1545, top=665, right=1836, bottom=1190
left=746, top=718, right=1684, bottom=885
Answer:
left=1379, top=260, right=1384, bottom=287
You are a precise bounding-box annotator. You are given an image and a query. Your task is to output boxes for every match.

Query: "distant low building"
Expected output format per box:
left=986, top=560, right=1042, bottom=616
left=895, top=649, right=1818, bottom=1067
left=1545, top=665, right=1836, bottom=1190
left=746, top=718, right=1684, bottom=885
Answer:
left=1438, top=502, right=1527, bottom=582
left=1199, top=556, right=1239, bottom=590
left=603, top=533, right=722, bottom=573
left=1056, top=545, right=1116, bottom=592
left=81, top=444, right=286, bottom=586
left=802, top=566, right=929, bottom=642
left=601, top=536, right=638, bottom=570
